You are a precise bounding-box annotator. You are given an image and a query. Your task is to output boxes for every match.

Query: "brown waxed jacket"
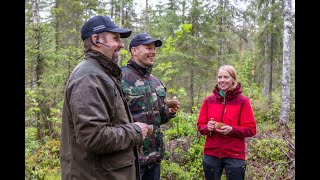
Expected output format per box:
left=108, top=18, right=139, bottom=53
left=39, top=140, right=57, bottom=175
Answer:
left=60, top=51, right=143, bottom=180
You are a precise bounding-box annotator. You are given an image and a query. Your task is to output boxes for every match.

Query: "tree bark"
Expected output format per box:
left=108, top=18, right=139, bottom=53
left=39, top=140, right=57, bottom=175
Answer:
left=111, top=0, right=114, bottom=18
left=263, top=35, right=269, bottom=98
left=31, top=0, right=43, bottom=141
left=218, top=0, right=224, bottom=64
left=268, top=0, right=276, bottom=105
left=268, top=35, right=275, bottom=105
left=279, top=0, right=292, bottom=126
left=54, top=0, right=59, bottom=51
left=250, top=19, right=256, bottom=98
left=190, top=66, right=194, bottom=113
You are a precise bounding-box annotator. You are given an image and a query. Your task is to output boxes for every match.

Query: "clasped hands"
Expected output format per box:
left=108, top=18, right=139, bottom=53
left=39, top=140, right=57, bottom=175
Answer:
left=207, top=119, right=232, bottom=135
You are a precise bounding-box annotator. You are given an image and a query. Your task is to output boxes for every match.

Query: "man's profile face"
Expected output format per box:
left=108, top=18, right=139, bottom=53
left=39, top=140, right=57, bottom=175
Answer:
left=99, top=32, right=124, bottom=63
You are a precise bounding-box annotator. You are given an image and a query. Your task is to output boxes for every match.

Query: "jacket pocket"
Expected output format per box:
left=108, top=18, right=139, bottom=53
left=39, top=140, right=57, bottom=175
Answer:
left=224, top=106, right=241, bottom=125
left=122, top=86, right=145, bottom=110
left=99, top=150, right=135, bottom=171
left=155, top=86, right=166, bottom=97
left=155, top=86, right=166, bottom=106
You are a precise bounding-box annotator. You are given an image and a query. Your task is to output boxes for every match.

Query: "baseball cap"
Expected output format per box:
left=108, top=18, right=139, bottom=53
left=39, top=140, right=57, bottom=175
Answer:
left=129, top=33, right=162, bottom=51
left=81, top=15, right=132, bottom=41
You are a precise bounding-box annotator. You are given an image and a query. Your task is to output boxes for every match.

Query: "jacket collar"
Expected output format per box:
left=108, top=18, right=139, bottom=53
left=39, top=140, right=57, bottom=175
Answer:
left=85, top=50, right=122, bottom=79
left=213, top=82, right=243, bottom=100
left=127, top=59, right=152, bottom=76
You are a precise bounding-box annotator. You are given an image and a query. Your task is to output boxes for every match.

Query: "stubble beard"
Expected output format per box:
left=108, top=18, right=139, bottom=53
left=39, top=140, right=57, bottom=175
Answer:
left=111, top=53, right=120, bottom=65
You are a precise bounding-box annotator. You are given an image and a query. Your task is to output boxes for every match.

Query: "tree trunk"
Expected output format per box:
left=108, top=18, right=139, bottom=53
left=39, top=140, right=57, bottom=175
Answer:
left=268, top=35, right=275, bottom=105
left=268, top=0, right=276, bottom=105
left=182, top=0, right=186, bottom=24
left=120, top=0, right=123, bottom=26
left=190, top=66, right=194, bottom=113
left=240, top=15, right=247, bottom=62
left=263, top=35, right=269, bottom=98
left=54, top=0, right=59, bottom=51
left=145, top=0, right=149, bottom=31
left=279, top=0, right=292, bottom=126
left=31, top=0, right=43, bottom=141
left=111, top=0, right=114, bottom=18
left=250, top=19, right=256, bottom=98
left=218, top=0, right=224, bottom=64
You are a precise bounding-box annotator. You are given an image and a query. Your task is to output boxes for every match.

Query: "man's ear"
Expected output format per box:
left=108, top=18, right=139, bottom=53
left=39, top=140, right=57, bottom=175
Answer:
left=131, top=47, right=136, bottom=54
left=90, top=34, right=99, bottom=46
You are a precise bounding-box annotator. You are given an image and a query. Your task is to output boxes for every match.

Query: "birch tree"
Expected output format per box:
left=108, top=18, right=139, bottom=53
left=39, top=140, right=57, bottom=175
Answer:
left=279, top=0, right=293, bottom=126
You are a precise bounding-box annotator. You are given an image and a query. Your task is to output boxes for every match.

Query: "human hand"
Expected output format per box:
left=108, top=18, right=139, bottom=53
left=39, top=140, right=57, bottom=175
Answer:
left=214, top=125, right=232, bottom=135
left=214, top=122, right=226, bottom=129
left=134, top=122, right=149, bottom=139
left=167, top=96, right=180, bottom=113
left=147, top=125, right=153, bottom=136
left=207, top=118, right=215, bottom=132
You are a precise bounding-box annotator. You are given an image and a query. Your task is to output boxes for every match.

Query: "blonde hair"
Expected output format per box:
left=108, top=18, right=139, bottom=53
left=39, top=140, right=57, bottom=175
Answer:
left=218, top=65, right=238, bottom=89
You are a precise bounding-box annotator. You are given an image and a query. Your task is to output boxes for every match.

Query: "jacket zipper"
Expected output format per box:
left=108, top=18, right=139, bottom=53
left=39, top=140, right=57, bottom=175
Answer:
left=221, top=97, right=226, bottom=123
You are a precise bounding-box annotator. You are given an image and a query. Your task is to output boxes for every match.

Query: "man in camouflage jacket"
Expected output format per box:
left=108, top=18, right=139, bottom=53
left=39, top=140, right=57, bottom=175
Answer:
left=121, top=33, right=180, bottom=180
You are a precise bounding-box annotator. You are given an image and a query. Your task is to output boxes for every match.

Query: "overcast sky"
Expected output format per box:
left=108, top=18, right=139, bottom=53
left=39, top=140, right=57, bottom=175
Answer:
left=39, top=0, right=294, bottom=22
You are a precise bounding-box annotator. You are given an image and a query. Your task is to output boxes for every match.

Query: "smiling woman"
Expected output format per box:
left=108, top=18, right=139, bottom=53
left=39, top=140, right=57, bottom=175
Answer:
left=197, top=64, right=257, bottom=180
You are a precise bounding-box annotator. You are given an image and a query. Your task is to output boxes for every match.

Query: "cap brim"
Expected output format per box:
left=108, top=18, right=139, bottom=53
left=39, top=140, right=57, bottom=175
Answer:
left=108, top=27, right=132, bottom=38
left=141, top=39, right=162, bottom=47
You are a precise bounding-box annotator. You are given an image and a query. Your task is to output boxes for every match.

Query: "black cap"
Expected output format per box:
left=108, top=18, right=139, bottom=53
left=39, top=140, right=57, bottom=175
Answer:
left=81, top=15, right=132, bottom=41
left=129, top=33, right=162, bottom=51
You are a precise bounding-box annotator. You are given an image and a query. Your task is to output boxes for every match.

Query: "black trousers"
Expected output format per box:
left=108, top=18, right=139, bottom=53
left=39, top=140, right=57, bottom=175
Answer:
left=140, top=163, right=160, bottom=180
left=203, top=155, right=246, bottom=180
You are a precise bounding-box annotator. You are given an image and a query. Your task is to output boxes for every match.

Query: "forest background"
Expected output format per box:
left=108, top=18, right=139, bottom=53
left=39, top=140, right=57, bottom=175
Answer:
left=25, top=0, right=295, bottom=179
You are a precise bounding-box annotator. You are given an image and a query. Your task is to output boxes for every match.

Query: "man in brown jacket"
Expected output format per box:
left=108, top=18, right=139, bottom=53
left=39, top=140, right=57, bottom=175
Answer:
left=60, top=15, right=150, bottom=180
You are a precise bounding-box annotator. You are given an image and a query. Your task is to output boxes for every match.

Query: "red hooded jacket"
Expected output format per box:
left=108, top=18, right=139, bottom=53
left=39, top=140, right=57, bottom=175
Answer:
left=197, top=83, right=256, bottom=160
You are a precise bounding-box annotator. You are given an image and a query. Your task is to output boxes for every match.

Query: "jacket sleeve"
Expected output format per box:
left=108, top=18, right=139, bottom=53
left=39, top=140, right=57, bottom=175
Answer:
left=158, top=82, right=175, bottom=124
left=160, top=107, right=176, bottom=124
left=230, top=98, right=257, bottom=138
left=67, top=74, right=143, bottom=155
left=197, top=98, right=211, bottom=135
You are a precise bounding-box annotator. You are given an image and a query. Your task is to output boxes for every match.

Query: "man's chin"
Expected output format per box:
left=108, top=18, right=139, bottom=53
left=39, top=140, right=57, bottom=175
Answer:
left=147, top=60, right=154, bottom=65
left=112, top=55, right=119, bottom=64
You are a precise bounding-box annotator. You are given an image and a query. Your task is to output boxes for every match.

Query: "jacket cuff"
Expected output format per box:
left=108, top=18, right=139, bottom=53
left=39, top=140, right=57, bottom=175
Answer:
left=132, top=123, right=141, bottom=133
left=229, top=126, right=242, bottom=137
left=166, top=108, right=176, bottom=118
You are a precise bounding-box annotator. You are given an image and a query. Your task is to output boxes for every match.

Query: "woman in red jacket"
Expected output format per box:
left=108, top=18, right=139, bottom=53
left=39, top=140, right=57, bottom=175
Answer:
left=197, top=65, right=256, bottom=180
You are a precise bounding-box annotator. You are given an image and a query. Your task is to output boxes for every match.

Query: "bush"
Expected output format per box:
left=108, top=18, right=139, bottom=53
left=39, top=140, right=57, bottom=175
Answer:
left=246, top=137, right=293, bottom=179
left=25, top=135, right=61, bottom=180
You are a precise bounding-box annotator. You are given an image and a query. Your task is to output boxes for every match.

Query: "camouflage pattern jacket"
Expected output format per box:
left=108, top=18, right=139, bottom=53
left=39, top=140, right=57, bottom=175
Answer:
left=121, top=59, right=176, bottom=167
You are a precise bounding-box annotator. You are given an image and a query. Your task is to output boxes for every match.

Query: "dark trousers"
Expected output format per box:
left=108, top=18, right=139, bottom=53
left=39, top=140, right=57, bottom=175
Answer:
left=203, top=154, right=246, bottom=180
left=140, top=163, right=160, bottom=180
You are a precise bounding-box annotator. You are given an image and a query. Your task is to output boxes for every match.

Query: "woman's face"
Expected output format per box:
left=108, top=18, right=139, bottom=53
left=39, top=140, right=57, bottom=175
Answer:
left=217, top=69, right=235, bottom=93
